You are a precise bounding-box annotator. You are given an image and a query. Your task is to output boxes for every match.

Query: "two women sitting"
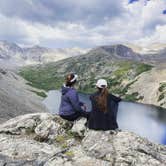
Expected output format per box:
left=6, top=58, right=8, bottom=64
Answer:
left=59, top=73, right=121, bottom=131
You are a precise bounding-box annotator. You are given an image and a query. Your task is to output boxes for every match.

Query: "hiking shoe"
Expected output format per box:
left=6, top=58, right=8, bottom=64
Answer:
left=115, top=128, right=122, bottom=132
left=109, top=130, right=117, bottom=135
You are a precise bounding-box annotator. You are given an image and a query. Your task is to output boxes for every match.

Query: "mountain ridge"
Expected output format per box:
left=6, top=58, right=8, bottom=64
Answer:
left=0, top=40, right=88, bottom=68
left=85, top=44, right=141, bottom=61
left=1, top=40, right=166, bottom=69
left=19, top=42, right=166, bottom=107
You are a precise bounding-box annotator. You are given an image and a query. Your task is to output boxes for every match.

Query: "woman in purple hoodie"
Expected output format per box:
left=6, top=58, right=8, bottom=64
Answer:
left=59, top=73, right=89, bottom=121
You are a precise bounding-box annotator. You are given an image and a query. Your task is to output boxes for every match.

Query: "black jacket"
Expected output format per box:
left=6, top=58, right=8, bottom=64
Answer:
left=87, top=92, right=121, bottom=130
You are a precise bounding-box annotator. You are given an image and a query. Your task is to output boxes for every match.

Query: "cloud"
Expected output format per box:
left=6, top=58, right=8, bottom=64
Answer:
left=126, top=0, right=166, bottom=45
left=0, top=0, right=125, bottom=26
left=0, top=0, right=166, bottom=48
left=135, top=25, right=166, bottom=46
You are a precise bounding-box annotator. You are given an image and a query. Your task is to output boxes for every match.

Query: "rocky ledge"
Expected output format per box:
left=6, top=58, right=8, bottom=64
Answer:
left=0, top=113, right=166, bottom=166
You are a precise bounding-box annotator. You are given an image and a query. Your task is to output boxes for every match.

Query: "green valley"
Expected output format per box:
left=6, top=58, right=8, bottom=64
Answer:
left=19, top=45, right=153, bottom=102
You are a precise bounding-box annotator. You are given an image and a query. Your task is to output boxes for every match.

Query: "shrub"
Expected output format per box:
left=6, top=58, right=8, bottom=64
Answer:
left=158, top=83, right=166, bottom=92
left=158, top=93, right=165, bottom=102
left=31, top=90, right=47, bottom=98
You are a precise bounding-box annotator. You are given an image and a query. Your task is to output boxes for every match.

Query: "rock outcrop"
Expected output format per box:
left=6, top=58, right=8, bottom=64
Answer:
left=0, top=69, right=47, bottom=123
left=0, top=113, right=165, bottom=166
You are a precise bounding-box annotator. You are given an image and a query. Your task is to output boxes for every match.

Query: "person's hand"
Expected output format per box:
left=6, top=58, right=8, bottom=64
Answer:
left=81, top=104, right=87, bottom=111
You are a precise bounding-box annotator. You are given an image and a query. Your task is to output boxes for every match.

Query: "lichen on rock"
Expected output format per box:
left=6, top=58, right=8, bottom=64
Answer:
left=0, top=113, right=166, bottom=166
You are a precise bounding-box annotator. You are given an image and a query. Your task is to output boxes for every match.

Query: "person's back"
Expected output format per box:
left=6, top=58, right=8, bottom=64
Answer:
left=87, top=79, right=121, bottom=130
left=59, top=86, right=79, bottom=115
left=59, top=73, right=88, bottom=121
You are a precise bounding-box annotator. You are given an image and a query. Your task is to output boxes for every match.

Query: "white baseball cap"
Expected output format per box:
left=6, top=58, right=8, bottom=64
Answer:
left=96, top=79, right=108, bottom=88
left=70, top=74, right=78, bottom=82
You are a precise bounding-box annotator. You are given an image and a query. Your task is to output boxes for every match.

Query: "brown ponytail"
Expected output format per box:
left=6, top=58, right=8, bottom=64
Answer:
left=65, top=73, right=76, bottom=87
left=95, top=87, right=109, bottom=112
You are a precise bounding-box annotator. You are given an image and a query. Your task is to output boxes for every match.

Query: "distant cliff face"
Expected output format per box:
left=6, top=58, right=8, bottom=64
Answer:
left=0, top=68, right=47, bottom=123
left=0, top=113, right=165, bottom=165
left=0, top=41, right=22, bottom=59
left=83, top=44, right=166, bottom=64
left=91, top=44, right=141, bottom=60
left=0, top=40, right=88, bottom=68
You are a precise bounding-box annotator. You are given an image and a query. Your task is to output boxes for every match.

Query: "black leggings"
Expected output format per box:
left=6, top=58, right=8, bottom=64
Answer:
left=60, top=111, right=89, bottom=121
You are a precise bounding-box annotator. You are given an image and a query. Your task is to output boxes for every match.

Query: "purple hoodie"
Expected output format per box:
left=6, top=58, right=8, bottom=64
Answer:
left=59, top=86, right=84, bottom=116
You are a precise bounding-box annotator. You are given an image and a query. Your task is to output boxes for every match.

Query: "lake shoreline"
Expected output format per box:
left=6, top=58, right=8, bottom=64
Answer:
left=43, top=90, right=166, bottom=145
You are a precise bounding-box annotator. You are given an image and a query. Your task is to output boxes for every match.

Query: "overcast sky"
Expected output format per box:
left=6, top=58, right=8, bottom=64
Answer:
left=0, top=0, right=166, bottom=48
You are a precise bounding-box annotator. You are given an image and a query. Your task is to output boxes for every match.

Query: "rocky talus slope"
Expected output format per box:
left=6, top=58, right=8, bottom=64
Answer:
left=128, top=66, right=166, bottom=107
left=0, top=68, right=47, bottom=123
left=0, top=113, right=165, bottom=166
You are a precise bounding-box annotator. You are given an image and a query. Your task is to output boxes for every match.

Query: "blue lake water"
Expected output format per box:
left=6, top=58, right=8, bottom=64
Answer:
left=43, top=90, right=166, bottom=145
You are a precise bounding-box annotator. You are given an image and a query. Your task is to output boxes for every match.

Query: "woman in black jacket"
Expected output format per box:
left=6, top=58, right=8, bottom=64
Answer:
left=87, top=79, right=121, bottom=131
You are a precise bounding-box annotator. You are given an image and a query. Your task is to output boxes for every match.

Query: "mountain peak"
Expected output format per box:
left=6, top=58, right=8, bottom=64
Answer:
left=29, top=45, right=49, bottom=50
left=100, top=44, right=133, bottom=51
left=87, top=44, right=140, bottom=60
left=0, top=40, right=88, bottom=68
left=0, top=40, right=21, bottom=50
